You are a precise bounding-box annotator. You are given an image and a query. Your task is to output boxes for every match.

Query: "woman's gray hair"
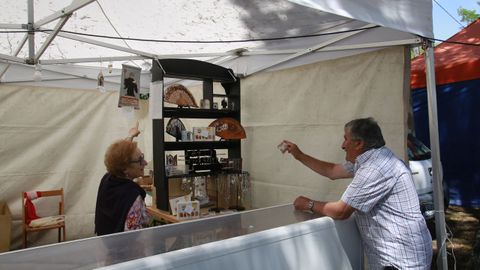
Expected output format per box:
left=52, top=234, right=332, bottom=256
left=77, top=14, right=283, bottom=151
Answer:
left=345, top=117, right=385, bottom=151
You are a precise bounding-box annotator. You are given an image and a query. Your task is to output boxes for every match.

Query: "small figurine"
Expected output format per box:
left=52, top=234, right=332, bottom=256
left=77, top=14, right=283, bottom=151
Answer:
left=221, top=98, right=228, bottom=109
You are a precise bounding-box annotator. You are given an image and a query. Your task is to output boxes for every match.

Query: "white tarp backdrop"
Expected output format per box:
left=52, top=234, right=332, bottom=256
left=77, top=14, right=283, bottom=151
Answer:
left=242, top=47, right=408, bottom=206
left=0, top=0, right=440, bottom=255
left=0, top=85, right=153, bottom=248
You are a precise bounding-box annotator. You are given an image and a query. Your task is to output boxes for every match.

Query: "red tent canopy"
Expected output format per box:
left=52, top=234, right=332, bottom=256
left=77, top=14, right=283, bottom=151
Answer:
left=411, top=19, right=480, bottom=89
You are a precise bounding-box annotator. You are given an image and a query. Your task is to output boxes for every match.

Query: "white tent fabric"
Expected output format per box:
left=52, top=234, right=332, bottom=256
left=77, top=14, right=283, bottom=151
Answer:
left=0, top=85, right=153, bottom=248
left=242, top=47, right=409, bottom=206
left=290, top=0, right=433, bottom=38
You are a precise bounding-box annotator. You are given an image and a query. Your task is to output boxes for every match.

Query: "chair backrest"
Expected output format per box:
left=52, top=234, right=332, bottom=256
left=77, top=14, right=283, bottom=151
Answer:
left=22, top=189, right=64, bottom=225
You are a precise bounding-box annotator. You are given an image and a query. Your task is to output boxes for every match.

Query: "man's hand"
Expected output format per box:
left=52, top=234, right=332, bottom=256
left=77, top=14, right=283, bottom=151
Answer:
left=293, top=196, right=313, bottom=211
left=282, top=140, right=303, bottom=160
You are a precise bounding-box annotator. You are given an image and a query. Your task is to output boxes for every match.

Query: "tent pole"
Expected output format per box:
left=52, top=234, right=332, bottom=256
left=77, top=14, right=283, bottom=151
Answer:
left=424, top=39, right=448, bottom=270
left=27, top=0, right=35, bottom=64
left=35, top=15, right=71, bottom=62
left=34, top=0, right=95, bottom=27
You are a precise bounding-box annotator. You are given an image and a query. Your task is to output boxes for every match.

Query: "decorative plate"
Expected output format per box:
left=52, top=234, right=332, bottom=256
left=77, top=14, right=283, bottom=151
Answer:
left=208, top=118, right=246, bottom=140
left=166, top=117, right=186, bottom=140
left=164, top=84, right=198, bottom=108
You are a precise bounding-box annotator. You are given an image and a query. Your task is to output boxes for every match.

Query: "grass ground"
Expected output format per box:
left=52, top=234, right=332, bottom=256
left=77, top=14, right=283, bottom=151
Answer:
left=430, top=206, right=480, bottom=269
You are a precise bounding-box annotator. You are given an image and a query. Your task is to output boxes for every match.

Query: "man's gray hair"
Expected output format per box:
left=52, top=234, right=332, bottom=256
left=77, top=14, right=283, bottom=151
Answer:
left=345, top=117, right=385, bottom=151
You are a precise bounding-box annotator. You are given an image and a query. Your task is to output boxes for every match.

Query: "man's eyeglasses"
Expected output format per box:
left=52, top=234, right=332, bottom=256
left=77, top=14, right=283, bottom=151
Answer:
left=130, top=153, right=145, bottom=164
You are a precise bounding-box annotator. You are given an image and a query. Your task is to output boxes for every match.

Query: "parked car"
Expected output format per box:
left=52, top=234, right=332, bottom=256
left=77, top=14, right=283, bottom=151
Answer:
left=407, top=133, right=449, bottom=220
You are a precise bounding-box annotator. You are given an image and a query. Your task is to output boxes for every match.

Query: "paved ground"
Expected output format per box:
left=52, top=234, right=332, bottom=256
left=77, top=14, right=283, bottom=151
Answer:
left=430, top=206, right=480, bottom=269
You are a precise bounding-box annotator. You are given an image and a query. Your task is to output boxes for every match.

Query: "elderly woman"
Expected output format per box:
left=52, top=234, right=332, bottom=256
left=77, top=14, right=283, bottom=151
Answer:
left=95, top=123, right=151, bottom=236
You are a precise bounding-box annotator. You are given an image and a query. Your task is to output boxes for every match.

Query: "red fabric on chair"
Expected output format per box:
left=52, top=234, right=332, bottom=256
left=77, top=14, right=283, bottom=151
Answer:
left=24, top=192, right=40, bottom=224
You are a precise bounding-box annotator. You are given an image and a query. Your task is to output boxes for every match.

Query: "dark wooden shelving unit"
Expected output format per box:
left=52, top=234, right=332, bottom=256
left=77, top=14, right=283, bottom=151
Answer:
left=151, top=58, right=241, bottom=211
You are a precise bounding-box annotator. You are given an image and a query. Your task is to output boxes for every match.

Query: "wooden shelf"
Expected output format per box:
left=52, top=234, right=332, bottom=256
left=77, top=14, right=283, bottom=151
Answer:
left=163, top=107, right=238, bottom=119
left=166, top=169, right=243, bottom=179
left=165, top=140, right=240, bottom=151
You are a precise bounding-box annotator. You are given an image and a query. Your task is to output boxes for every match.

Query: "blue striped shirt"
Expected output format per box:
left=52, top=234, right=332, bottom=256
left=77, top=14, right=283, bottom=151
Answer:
left=341, top=147, right=432, bottom=270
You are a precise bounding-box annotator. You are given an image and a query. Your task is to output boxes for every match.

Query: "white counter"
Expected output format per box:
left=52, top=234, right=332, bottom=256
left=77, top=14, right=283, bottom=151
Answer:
left=0, top=204, right=363, bottom=270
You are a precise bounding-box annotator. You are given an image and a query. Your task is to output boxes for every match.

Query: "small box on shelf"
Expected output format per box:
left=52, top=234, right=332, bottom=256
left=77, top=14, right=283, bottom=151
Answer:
left=166, top=164, right=189, bottom=177
left=192, top=127, right=215, bottom=141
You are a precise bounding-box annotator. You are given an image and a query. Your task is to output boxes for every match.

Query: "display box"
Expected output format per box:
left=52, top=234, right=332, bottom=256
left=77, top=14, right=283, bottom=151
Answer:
left=176, top=200, right=200, bottom=220
left=169, top=193, right=192, bottom=215
left=192, top=127, right=215, bottom=141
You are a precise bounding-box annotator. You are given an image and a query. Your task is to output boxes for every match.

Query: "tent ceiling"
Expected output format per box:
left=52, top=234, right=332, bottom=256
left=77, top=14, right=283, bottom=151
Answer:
left=0, top=0, right=430, bottom=83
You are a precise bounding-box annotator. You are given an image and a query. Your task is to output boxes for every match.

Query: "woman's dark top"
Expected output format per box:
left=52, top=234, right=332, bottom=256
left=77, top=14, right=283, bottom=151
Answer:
left=94, top=173, right=146, bottom=236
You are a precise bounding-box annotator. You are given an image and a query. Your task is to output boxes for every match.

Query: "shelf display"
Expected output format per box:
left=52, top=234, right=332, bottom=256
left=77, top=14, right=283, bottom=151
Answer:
left=151, top=58, right=242, bottom=212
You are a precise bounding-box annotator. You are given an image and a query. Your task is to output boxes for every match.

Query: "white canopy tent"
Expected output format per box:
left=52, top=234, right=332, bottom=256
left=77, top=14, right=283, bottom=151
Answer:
left=0, top=0, right=447, bottom=268
left=0, top=0, right=430, bottom=83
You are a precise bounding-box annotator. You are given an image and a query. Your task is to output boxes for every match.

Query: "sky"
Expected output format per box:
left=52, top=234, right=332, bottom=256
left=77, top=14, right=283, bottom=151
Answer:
left=433, top=0, right=479, bottom=40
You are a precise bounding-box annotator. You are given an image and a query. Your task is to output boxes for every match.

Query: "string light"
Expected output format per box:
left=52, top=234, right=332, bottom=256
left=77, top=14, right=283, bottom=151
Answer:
left=141, top=61, right=151, bottom=71
left=33, top=63, right=42, bottom=82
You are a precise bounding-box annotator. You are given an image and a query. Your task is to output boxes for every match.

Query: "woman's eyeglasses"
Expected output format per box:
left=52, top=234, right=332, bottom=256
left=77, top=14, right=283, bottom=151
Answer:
left=130, top=153, right=145, bottom=164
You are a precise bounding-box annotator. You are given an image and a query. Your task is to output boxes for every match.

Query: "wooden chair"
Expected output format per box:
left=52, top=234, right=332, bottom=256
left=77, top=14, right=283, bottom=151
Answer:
left=22, top=189, right=66, bottom=248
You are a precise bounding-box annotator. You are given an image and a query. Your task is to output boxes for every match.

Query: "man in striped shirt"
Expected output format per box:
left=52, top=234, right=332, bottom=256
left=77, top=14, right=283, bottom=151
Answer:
left=283, top=117, right=432, bottom=270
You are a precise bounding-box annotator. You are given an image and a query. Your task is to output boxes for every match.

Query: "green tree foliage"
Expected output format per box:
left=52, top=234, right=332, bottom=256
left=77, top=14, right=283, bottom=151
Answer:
left=458, top=1, right=480, bottom=24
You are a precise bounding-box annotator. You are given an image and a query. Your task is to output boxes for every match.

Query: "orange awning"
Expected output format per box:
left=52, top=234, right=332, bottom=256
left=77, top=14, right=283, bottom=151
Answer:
left=411, top=19, right=480, bottom=89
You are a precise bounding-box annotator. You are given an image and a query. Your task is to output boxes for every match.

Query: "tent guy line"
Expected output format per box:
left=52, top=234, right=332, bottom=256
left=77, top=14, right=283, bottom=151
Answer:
left=433, top=0, right=465, bottom=28
left=2, top=29, right=477, bottom=48
left=428, top=38, right=480, bottom=47
left=0, top=26, right=381, bottom=44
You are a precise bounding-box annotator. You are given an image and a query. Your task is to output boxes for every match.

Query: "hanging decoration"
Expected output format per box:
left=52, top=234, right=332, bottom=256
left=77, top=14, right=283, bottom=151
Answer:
left=138, top=62, right=151, bottom=100
left=97, top=58, right=106, bottom=92
left=97, top=69, right=105, bottom=92
left=118, top=64, right=141, bottom=110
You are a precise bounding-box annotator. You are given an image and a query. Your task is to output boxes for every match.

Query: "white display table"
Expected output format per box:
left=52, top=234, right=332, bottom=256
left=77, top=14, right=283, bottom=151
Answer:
left=0, top=204, right=363, bottom=270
